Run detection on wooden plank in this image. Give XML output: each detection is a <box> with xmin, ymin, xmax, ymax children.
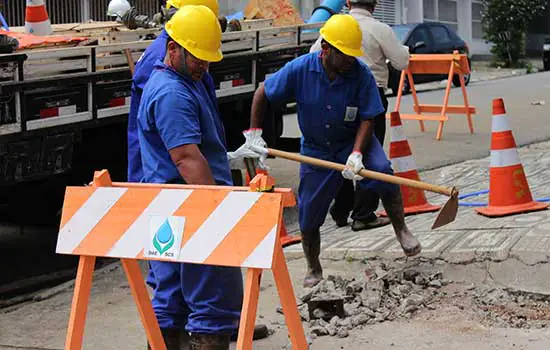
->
<box><xmin>96</xmin><ymin>52</ymin><xmax>143</xmax><ymax>68</ymax></box>
<box><xmin>25</xmin><ymin>47</ymin><xmax>91</xmax><ymax>60</ymax></box>
<box><xmin>24</xmin><ymin>60</ymin><xmax>89</xmax><ymax>78</ymax></box>
<box><xmin>96</xmin><ymin>41</ymin><xmax>150</xmax><ymax>53</ymax></box>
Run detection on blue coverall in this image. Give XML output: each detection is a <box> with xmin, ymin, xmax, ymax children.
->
<box><xmin>128</xmin><ymin>29</ymin><xmax>220</xmax><ymax>182</ymax></box>
<box><xmin>137</xmin><ymin>60</ymin><xmax>243</xmax><ymax>333</ymax></box>
<box><xmin>263</xmin><ymin>52</ymin><xmax>399</xmax><ymax>234</ymax></box>
<box><xmin>127</xmin><ymin>29</ymin><xmax>224</xmax><ymax>310</ymax></box>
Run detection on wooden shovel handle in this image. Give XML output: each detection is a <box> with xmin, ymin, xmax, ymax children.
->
<box><xmin>267</xmin><ymin>148</ymin><xmax>458</xmax><ymax>197</ymax></box>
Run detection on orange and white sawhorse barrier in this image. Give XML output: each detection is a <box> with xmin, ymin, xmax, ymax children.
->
<box><xmin>389</xmin><ymin>51</ymin><xmax>476</xmax><ymax>140</ymax></box>
<box><xmin>56</xmin><ymin>169</ymin><xmax>308</xmax><ymax>350</ymax></box>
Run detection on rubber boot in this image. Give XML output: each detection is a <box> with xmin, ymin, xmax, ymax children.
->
<box><xmin>189</xmin><ymin>333</ymin><xmax>230</xmax><ymax>350</ymax></box>
<box><xmin>380</xmin><ymin>191</ymin><xmax>421</xmax><ymax>256</ymax></box>
<box><xmin>147</xmin><ymin>328</ymin><xmax>189</xmax><ymax>350</ymax></box>
<box><xmin>301</xmin><ymin>229</ymin><xmax>323</xmax><ymax>288</ymax></box>
<box><xmin>230</xmin><ymin>324</ymin><xmax>271</xmax><ymax>341</ymax></box>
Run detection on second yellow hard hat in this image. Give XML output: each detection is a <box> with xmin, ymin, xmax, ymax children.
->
<box><xmin>320</xmin><ymin>14</ymin><xmax>364</xmax><ymax>57</ymax></box>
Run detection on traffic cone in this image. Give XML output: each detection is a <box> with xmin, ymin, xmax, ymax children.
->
<box><xmin>476</xmin><ymin>98</ymin><xmax>548</xmax><ymax>217</ymax></box>
<box><xmin>25</xmin><ymin>0</ymin><xmax>53</xmax><ymax>36</ymax></box>
<box><xmin>380</xmin><ymin>111</ymin><xmax>441</xmax><ymax>216</ymax></box>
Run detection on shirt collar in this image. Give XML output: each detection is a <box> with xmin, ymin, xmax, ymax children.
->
<box><xmin>308</xmin><ymin>52</ymin><xmax>324</xmax><ymax>72</ymax></box>
<box><xmin>349</xmin><ymin>8</ymin><xmax>373</xmax><ymax>18</ymax></box>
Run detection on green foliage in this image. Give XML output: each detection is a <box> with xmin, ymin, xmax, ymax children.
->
<box><xmin>481</xmin><ymin>0</ymin><xmax>547</xmax><ymax>67</ymax></box>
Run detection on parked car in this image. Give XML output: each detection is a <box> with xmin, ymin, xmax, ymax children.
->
<box><xmin>387</xmin><ymin>22</ymin><xmax>472</xmax><ymax>96</ymax></box>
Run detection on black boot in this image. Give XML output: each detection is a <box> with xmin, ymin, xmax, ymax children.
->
<box><xmin>380</xmin><ymin>191</ymin><xmax>421</xmax><ymax>256</ymax></box>
<box><xmin>301</xmin><ymin>229</ymin><xmax>323</xmax><ymax>288</ymax></box>
<box><xmin>230</xmin><ymin>324</ymin><xmax>271</xmax><ymax>341</ymax></box>
<box><xmin>189</xmin><ymin>333</ymin><xmax>230</xmax><ymax>350</ymax></box>
<box><xmin>147</xmin><ymin>328</ymin><xmax>189</xmax><ymax>350</ymax></box>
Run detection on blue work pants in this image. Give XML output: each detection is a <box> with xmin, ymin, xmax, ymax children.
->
<box><xmin>147</xmin><ymin>261</ymin><xmax>243</xmax><ymax>334</ymax></box>
<box><xmin>298</xmin><ymin>137</ymin><xmax>398</xmax><ymax>233</ymax></box>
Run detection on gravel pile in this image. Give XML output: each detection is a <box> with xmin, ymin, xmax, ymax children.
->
<box><xmin>295</xmin><ymin>261</ymin><xmax>451</xmax><ymax>338</ymax></box>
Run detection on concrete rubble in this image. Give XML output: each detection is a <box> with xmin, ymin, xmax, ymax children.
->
<box><xmin>295</xmin><ymin>261</ymin><xmax>450</xmax><ymax>339</ymax></box>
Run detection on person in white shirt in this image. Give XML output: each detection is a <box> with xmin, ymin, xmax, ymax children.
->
<box><xmin>310</xmin><ymin>0</ymin><xmax>410</xmax><ymax>231</ymax></box>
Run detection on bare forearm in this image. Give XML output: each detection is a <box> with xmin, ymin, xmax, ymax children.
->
<box><xmin>170</xmin><ymin>144</ymin><xmax>216</xmax><ymax>185</ymax></box>
<box><xmin>176</xmin><ymin>156</ymin><xmax>216</xmax><ymax>185</ymax></box>
<box><xmin>354</xmin><ymin>120</ymin><xmax>373</xmax><ymax>153</ymax></box>
<box><xmin>250</xmin><ymin>85</ymin><xmax>268</xmax><ymax>129</ymax></box>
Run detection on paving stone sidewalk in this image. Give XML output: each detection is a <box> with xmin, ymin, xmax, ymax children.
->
<box><xmin>284</xmin><ymin>141</ymin><xmax>550</xmax><ymax>265</ymax></box>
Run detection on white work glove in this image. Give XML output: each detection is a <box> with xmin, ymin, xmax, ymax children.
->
<box><xmin>227</xmin><ymin>128</ymin><xmax>268</xmax><ymax>170</ymax></box>
<box><xmin>341</xmin><ymin>151</ymin><xmax>364</xmax><ymax>188</ymax></box>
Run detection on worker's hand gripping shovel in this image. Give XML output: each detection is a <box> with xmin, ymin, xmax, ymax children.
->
<box><xmin>256</xmin><ymin>147</ymin><xmax>459</xmax><ymax>229</ymax></box>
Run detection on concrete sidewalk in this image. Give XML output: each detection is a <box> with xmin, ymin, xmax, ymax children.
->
<box><xmin>284</xmin><ymin>140</ymin><xmax>550</xmax><ymax>290</ymax></box>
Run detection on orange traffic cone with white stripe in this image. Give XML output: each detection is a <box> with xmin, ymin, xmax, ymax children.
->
<box><xmin>25</xmin><ymin>0</ymin><xmax>53</xmax><ymax>36</ymax></box>
<box><xmin>476</xmin><ymin>98</ymin><xmax>548</xmax><ymax>217</ymax></box>
<box><xmin>380</xmin><ymin>111</ymin><xmax>441</xmax><ymax>217</ymax></box>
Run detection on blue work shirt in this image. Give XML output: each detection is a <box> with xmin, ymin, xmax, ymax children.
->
<box><xmin>128</xmin><ymin>29</ymin><xmax>220</xmax><ymax>182</ymax></box>
<box><xmin>263</xmin><ymin>52</ymin><xmax>384</xmax><ymax>158</ymax></box>
<box><xmin>137</xmin><ymin>61</ymin><xmax>232</xmax><ymax>186</ymax></box>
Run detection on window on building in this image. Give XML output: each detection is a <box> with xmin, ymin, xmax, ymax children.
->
<box><xmin>372</xmin><ymin>0</ymin><xmax>397</xmax><ymax>25</ymax></box>
<box><xmin>423</xmin><ymin>0</ymin><xmax>437</xmax><ymax>21</ymax></box>
<box><xmin>472</xmin><ymin>1</ymin><xmax>484</xmax><ymax>39</ymax></box>
<box><xmin>423</xmin><ymin>0</ymin><xmax>458</xmax><ymax>32</ymax></box>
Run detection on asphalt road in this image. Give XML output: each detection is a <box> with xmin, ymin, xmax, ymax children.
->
<box><xmin>281</xmin><ymin>71</ymin><xmax>550</xmax><ymax>171</ymax></box>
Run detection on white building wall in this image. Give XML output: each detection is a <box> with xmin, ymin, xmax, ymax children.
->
<box><xmin>397</xmin><ymin>0</ymin><xmax>491</xmax><ymax>55</ymax></box>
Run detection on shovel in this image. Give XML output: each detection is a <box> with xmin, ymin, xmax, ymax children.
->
<box><xmin>264</xmin><ymin>148</ymin><xmax>459</xmax><ymax>229</ymax></box>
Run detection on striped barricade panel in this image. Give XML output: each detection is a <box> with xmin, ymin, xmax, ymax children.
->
<box><xmin>56</xmin><ymin>187</ymin><xmax>282</xmax><ymax>269</ymax></box>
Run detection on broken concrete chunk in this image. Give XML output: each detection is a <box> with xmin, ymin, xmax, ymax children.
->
<box><xmin>351</xmin><ymin>313</ymin><xmax>370</xmax><ymax>327</ymax></box>
<box><xmin>403</xmin><ymin>269</ymin><xmax>420</xmax><ymax>282</ymax></box>
<box><xmin>309</xmin><ymin>326</ymin><xmax>329</xmax><ymax>337</ymax></box>
<box><xmin>337</xmin><ymin>328</ymin><xmax>350</xmax><ymax>338</ymax></box>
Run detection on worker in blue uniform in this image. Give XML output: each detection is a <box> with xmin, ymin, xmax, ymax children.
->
<box><xmin>137</xmin><ymin>5</ymin><xmax>259</xmax><ymax>349</ymax></box>
<box><xmin>239</xmin><ymin>14</ymin><xmax>422</xmax><ymax>288</ymax></box>
<box><xmin>127</xmin><ymin>0</ymin><xmax>221</xmax><ymax>184</ymax></box>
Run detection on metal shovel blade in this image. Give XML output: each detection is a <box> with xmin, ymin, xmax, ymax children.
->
<box><xmin>431</xmin><ymin>191</ymin><xmax>459</xmax><ymax>229</ymax></box>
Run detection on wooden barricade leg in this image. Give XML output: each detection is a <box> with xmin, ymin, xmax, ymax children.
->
<box><xmin>121</xmin><ymin>259</ymin><xmax>166</xmax><ymax>350</ymax></box>
<box><xmin>65</xmin><ymin>256</ymin><xmax>96</xmax><ymax>350</ymax></box>
<box><xmin>394</xmin><ymin>70</ymin><xmax>406</xmax><ymax>111</ymax></box>
<box><xmin>272</xmin><ymin>244</ymin><xmax>308</xmax><ymax>349</ymax></box>
<box><xmin>436</xmin><ymin>62</ymin><xmax>456</xmax><ymax>140</ymax></box>
<box><xmin>407</xmin><ymin>70</ymin><xmax>425</xmax><ymax>132</ymax></box>
<box><xmin>459</xmin><ymin>72</ymin><xmax>475</xmax><ymax>134</ymax></box>
<box><xmin>236</xmin><ymin>268</ymin><xmax>263</xmax><ymax>350</ymax></box>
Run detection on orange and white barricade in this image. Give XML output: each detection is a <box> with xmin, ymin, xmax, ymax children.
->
<box><xmin>56</xmin><ymin>170</ymin><xmax>307</xmax><ymax>350</ymax></box>
<box><xmin>390</xmin><ymin>51</ymin><xmax>476</xmax><ymax>140</ymax></box>
<box><xmin>25</xmin><ymin>0</ymin><xmax>53</xmax><ymax>36</ymax></box>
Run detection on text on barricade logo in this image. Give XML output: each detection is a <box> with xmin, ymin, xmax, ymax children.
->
<box><xmin>146</xmin><ymin>215</ymin><xmax>185</xmax><ymax>260</ymax></box>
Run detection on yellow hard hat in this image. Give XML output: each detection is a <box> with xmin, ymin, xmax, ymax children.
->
<box><xmin>319</xmin><ymin>14</ymin><xmax>363</xmax><ymax>57</ymax></box>
<box><xmin>166</xmin><ymin>0</ymin><xmax>219</xmax><ymax>16</ymax></box>
<box><xmin>165</xmin><ymin>5</ymin><xmax>223</xmax><ymax>62</ymax></box>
